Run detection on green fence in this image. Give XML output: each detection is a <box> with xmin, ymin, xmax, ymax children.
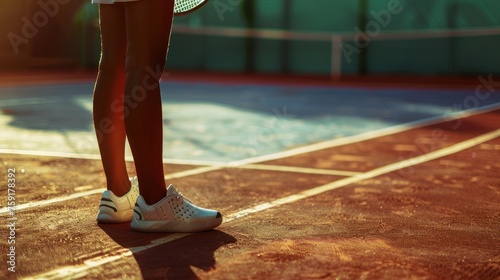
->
<box><xmin>76</xmin><ymin>0</ymin><xmax>500</xmax><ymax>75</ymax></box>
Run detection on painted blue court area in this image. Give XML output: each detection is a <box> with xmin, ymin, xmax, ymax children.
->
<box><xmin>0</xmin><ymin>80</ymin><xmax>498</xmax><ymax>163</ymax></box>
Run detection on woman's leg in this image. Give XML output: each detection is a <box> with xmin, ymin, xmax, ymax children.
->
<box><xmin>93</xmin><ymin>3</ymin><xmax>130</xmax><ymax>196</ymax></box>
<box><xmin>123</xmin><ymin>0</ymin><xmax>175</xmax><ymax>204</ymax></box>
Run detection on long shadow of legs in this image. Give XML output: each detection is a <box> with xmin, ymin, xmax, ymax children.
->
<box><xmin>99</xmin><ymin>224</ymin><xmax>236</xmax><ymax>279</ymax></box>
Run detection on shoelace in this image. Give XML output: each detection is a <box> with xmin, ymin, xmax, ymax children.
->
<box><xmin>174</xmin><ymin>190</ymin><xmax>193</xmax><ymax>204</ymax></box>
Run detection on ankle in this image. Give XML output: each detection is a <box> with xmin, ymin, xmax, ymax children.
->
<box><xmin>107</xmin><ymin>177</ymin><xmax>132</xmax><ymax>197</ymax></box>
<box><xmin>142</xmin><ymin>190</ymin><xmax>167</xmax><ymax>205</ymax></box>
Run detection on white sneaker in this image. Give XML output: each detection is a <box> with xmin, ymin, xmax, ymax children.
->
<box><xmin>96</xmin><ymin>177</ymin><xmax>140</xmax><ymax>223</ymax></box>
<box><xmin>131</xmin><ymin>184</ymin><xmax>222</xmax><ymax>233</ymax></box>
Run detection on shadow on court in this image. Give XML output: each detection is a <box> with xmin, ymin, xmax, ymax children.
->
<box><xmin>1</xmin><ymin>98</ymin><xmax>92</xmax><ymax>131</ymax></box>
<box><xmin>1</xmin><ymin>73</ymin><xmax>499</xmax><ymax>279</ymax></box>
<box><xmin>98</xmin><ymin>224</ymin><xmax>236</xmax><ymax>279</ymax></box>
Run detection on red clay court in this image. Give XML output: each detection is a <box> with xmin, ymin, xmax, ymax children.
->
<box><xmin>0</xmin><ymin>71</ymin><xmax>499</xmax><ymax>279</ymax></box>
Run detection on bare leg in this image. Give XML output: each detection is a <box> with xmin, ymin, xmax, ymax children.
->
<box><xmin>93</xmin><ymin>3</ymin><xmax>130</xmax><ymax>196</ymax></box>
<box><xmin>124</xmin><ymin>0</ymin><xmax>174</xmax><ymax>204</ymax></box>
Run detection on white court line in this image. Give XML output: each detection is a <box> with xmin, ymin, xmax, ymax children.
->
<box><xmin>0</xmin><ymin>149</ymin><xmax>227</xmax><ymax>167</ymax></box>
<box><xmin>27</xmin><ymin>128</ymin><xmax>500</xmax><ymax>280</ymax></box>
<box><xmin>228</xmin><ymin>103</ymin><xmax>500</xmax><ymax>166</ymax></box>
<box><xmin>0</xmin><ymin>164</ymin><xmax>355</xmax><ymax>214</ymax></box>
<box><xmin>225</xmin><ymin>129</ymin><xmax>500</xmax><ymax>222</ymax></box>
<box><xmin>2</xmin><ymin>103</ymin><xmax>498</xmax><ymax>167</ymax></box>
<box><xmin>238</xmin><ymin>164</ymin><xmax>362</xmax><ymax>176</ymax></box>
<box><xmin>0</xmin><ymin>166</ymin><xmax>221</xmax><ymax>214</ymax></box>
<box><xmin>1</xmin><ymin>104</ymin><xmax>498</xmax><ymax>214</ymax></box>
<box><xmin>163</xmin><ymin>165</ymin><xmax>223</xmax><ymax>179</ymax></box>
<box><xmin>0</xmin><ymin>188</ymin><xmax>105</xmax><ymax>214</ymax></box>
<box><xmin>25</xmin><ymin>234</ymin><xmax>190</xmax><ymax>280</ymax></box>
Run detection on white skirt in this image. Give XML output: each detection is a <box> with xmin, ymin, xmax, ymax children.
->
<box><xmin>92</xmin><ymin>0</ymin><xmax>139</xmax><ymax>4</ymax></box>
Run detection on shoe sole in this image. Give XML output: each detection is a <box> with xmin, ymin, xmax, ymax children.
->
<box><xmin>130</xmin><ymin>217</ymin><xmax>223</xmax><ymax>233</ymax></box>
<box><xmin>96</xmin><ymin>209</ymin><xmax>134</xmax><ymax>223</ymax></box>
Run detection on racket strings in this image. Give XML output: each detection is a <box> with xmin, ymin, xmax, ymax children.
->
<box><xmin>174</xmin><ymin>0</ymin><xmax>204</xmax><ymax>14</ymax></box>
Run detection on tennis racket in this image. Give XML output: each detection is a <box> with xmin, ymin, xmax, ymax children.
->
<box><xmin>174</xmin><ymin>0</ymin><xmax>209</xmax><ymax>16</ymax></box>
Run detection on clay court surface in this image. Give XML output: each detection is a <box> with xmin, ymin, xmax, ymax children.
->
<box><xmin>0</xmin><ymin>72</ymin><xmax>499</xmax><ymax>279</ymax></box>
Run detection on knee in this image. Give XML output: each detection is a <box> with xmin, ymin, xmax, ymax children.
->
<box><xmin>125</xmin><ymin>60</ymin><xmax>165</xmax><ymax>90</ymax></box>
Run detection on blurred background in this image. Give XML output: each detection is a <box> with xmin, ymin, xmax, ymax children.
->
<box><xmin>1</xmin><ymin>0</ymin><xmax>499</xmax><ymax>77</ymax></box>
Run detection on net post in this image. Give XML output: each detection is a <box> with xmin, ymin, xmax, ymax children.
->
<box><xmin>331</xmin><ymin>36</ymin><xmax>342</xmax><ymax>81</ymax></box>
